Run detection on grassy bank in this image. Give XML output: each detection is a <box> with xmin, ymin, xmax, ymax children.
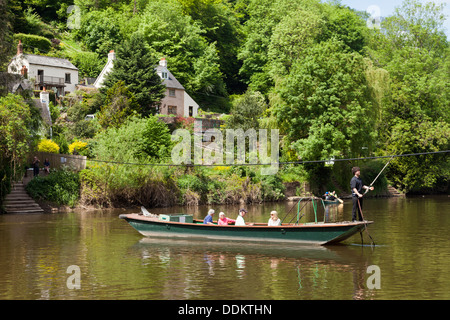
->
<box><xmin>24</xmin><ymin>159</ymin><xmax>393</xmax><ymax>211</ymax></box>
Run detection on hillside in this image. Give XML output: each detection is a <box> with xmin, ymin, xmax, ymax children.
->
<box><xmin>0</xmin><ymin>0</ymin><xmax>449</xmax><ymax>209</ymax></box>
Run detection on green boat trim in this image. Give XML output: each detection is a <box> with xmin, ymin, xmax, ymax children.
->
<box><xmin>119</xmin><ymin>213</ymin><xmax>372</xmax><ymax>246</ymax></box>
<box><xmin>322</xmin><ymin>199</ymin><xmax>341</xmax><ymax>205</ymax></box>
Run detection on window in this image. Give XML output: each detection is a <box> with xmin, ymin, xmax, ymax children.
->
<box><xmin>169</xmin><ymin>89</ymin><xmax>175</xmax><ymax>97</ymax></box>
<box><xmin>162</xmin><ymin>72</ymin><xmax>168</xmax><ymax>79</ymax></box>
<box><xmin>189</xmin><ymin>106</ymin><xmax>193</xmax><ymax>117</ymax></box>
<box><xmin>168</xmin><ymin>105</ymin><xmax>177</xmax><ymax>115</ymax></box>
<box><xmin>65</xmin><ymin>73</ymin><xmax>71</xmax><ymax>84</ymax></box>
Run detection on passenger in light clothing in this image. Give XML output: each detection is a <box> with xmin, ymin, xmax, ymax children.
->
<box><xmin>235</xmin><ymin>208</ymin><xmax>248</xmax><ymax>226</ymax></box>
<box><xmin>268</xmin><ymin>211</ymin><xmax>281</xmax><ymax>226</ymax></box>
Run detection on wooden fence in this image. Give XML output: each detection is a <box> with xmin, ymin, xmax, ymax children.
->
<box><xmin>28</xmin><ymin>152</ymin><xmax>87</xmax><ymax>171</ymax></box>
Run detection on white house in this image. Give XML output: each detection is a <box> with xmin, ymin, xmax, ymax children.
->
<box><xmin>155</xmin><ymin>58</ymin><xmax>199</xmax><ymax>117</ymax></box>
<box><xmin>7</xmin><ymin>40</ymin><xmax>78</xmax><ymax>96</ymax></box>
<box><xmin>93</xmin><ymin>50</ymin><xmax>115</xmax><ymax>89</ymax></box>
<box><xmin>95</xmin><ymin>53</ymin><xmax>199</xmax><ymax>117</ymax></box>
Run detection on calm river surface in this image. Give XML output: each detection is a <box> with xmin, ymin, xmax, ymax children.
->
<box><xmin>0</xmin><ymin>196</ymin><xmax>449</xmax><ymax>300</ymax></box>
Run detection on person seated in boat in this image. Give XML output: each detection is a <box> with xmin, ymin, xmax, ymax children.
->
<box><xmin>203</xmin><ymin>209</ymin><xmax>215</xmax><ymax>224</ymax></box>
<box><xmin>323</xmin><ymin>191</ymin><xmax>336</xmax><ymax>201</ymax></box>
<box><xmin>235</xmin><ymin>208</ymin><xmax>248</xmax><ymax>226</ymax></box>
<box><xmin>268</xmin><ymin>211</ymin><xmax>281</xmax><ymax>226</ymax></box>
<box><xmin>217</xmin><ymin>212</ymin><xmax>235</xmax><ymax>226</ymax></box>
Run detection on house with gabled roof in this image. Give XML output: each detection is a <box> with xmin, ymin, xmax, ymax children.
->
<box><xmin>94</xmin><ymin>53</ymin><xmax>199</xmax><ymax>117</ymax></box>
<box><xmin>7</xmin><ymin>40</ymin><xmax>78</xmax><ymax>96</ymax></box>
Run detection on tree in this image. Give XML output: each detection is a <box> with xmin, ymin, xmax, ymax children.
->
<box><xmin>272</xmin><ymin>38</ymin><xmax>376</xmax><ymax>161</ymax></box>
<box><xmin>98</xmin><ymin>81</ymin><xmax>139</xmax><ymax>129</ymax></box>
<box><xmin>0</xmin><ymin>94</ymin><xmax>34</xmax><ymax>196</ymax></box>
<box><xmin>178</xmin><ymin>0</ymin><xmax>245</xmax><ymax>93</ymax></box>
<box><xmin>93</xmin><ymin>116</ymin><xmax>173</xmax><ymax>163</ymax></box>
<box><xmin>367</xmin><ymin>0</ymin><xmax>450</xmax><ymax>192</ymax></box>
<box><xmin>385</xmin><ymin>120</ymin><xmax>449</xmax><ymax>192</ymax></box>
<box><xmin>75</xmin><ymin>8</ymin><xmax>125</xmax><ymax>56</ymax></box>
<box><xmin>101</xmin><ymin>32</ymin><xmax>166</xmax><ymax>117</ymax></box>
<box><xmin>138</xmin><ymin>0</ymin><xmax>225</xmax><ymax>96</ymax></box>
<box><xmin>225</xmin><ymin>90</ymin><xmax>267</xmax><ymax>131</ymax></box>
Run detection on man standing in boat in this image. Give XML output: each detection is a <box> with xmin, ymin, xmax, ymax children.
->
<box><xmin>350</xmin><ymin>167</ymin><xmax>374</xmax><ymax>222</ymax></box>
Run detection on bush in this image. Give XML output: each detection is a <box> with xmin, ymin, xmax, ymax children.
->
<box><xmin>69</xmin><ymin>140</ymin><xmax>88</xmax><ymax>154</ymax></box>
<box><xmin>26</xmin><ymin>169</ymin><xmax>80</xmax><ymax>207</ymax></box>
<box><xmin>13</xmin><ymin>33</ymin><xmax>52</xmax><ymax>53</ymax></box>
<box><xmin>37</xmin><ymin>139</ymin><xmax>60</xmax><ymax>153</ymax></box>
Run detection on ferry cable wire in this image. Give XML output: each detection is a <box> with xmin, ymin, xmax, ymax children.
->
<box><xmin>55</xmin><ymin>149</ymin><xmax>450</xmax><ymax>167</ymax></box>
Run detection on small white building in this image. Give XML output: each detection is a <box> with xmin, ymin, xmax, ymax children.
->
<box><xmin>93</xmin><ymin>50</ymin><xmax>115</xmax><ymax>89</ymax></box>
<box><xmin>95</xmin><ymin>52</ymin><xmax>199</xmax><ymax>117</ymax></box>
<box><xmin>155</xmin><ymin>58</ymin><xmax>199</xmax><ymax>117</ymax></box>
<box><xmin>7</xmin><ymin>41</ymin><xmax>78</xmax><ymax>96</ymax></box>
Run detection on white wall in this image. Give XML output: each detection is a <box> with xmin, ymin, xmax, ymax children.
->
<box><xmin>8</xmin><ymin>56</ymin><xmax>78</xmax><ymax>95</ymax></box>
<box><xmin>184</xmin><ymin>91</ymin><xmax>199</xmax><ymax>117</ymax></box>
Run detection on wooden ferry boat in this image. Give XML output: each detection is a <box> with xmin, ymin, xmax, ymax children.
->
<box><xmin>119</xmin><ymin>207</ymin><xmax>371</xmax><ymax>246</ymax></box>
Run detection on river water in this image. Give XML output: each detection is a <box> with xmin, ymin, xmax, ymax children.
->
<box><xmin>0</xmin><ymin>196</ymin><xmax>449</xmax><ymax>300</ymax></box>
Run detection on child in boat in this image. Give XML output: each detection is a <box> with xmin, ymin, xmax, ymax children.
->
<box><xmin>268</xmin><ymin>211</ymin><xmax>281</xmax><ymax>226</ymax></box>
<box><xmin>217</xmin><ymin>212</ymin><xmax>235</xmax><ymax>225</ymax></box>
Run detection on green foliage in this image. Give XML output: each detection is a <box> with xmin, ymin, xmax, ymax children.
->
<box><xmin>101</xmin><ymin>33</ymin><xmax>166</xmax><ymax>116</ymax></box>
<box><xmin>273</xmin><ymin>38</ymin><xmax>376</xmax><ymax>161</ymax></box>
<box><xmin>68</xmin><ymin>51</ymin><xmax>105</xmax><ymax>78</ymax></box>
<box><xmin>26</xmin><ymin>168</ymin><xmax>80</xmax><ymax>207</ymax></box>
<box><xmin>319</xmin><ymin>4</ymin><xmax>366</xmax><ymax>53</ymax></box>
<box><xmin>0</xmin><ymin>94</ymin><xmax>34</xmax><ymax>180</ymax></box>
<box><xmin>93</xmin><ymin>116</ymin><xmax>173</xmax><ymax>163</ymax></box>
<box><xmin>225</xmin><ymin>90</ymin><xmax>267</xmax><ymax>130</ymax></box>
<box><xmin>74</xmin><ymin>8</ymin><xmax>125</xmax><ymax>55</ymax></box>
<box><xmin>385</xmin><ymin>120</ymin><xmax>449</xmax><ymax>192</ymax></box>
<box><xmin>366</xmin><ymin>0</ymin><xmax>450</xmax><ymax>192</ymax></box>
<box><xmin>138</xmin><ymin>0</ymin><xmax>226</xmax><ymax>96</ymax></box>
<box><xmin>4</xmin><ymin>0</ymin><xmax>447</xmax><ymax>200</ymax></box>
<box><xmin>98</xmin><ymin>81</ymin><xmax>139</xmax><ymax>129</ymax></box>
<box><xmin>13</xmin><ymin>33</ymin><xmax>52</xmax><ymax>53</ymax></box>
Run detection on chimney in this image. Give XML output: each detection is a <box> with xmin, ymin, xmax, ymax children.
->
<box><xmin>17</xmin><ymin>40</ymin><xmax>23</xmax><ymax>55</ymax></box>
<box><xmin>108</xmin><ymin>50</ymin><xmax>116</xmax><ymax>61</ymax></box>
<box><xmin>159</xmin><ymin>57</ymin><xmax>167</xmax><ymax>67</ymax></box>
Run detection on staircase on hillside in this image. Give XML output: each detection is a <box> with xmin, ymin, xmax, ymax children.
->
<box><xmin>387</xmin><ymin>185</ymin><xmax>404</xmax><ymax>197</ymax></box>
<box><xmin>3</xmin><ymin>181</ymin><xmax>44</xmax><ymax>214</ymax></box>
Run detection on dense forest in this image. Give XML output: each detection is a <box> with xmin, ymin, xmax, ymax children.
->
<box><xmin>0</xmin><ymin>0</ymin><xmax>449</xmax><ymax>209</ymax></box>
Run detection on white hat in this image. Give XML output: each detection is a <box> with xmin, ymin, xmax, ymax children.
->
<box><xmin>208</xmin><ymin>209</ymin><xmax>215</xmax><ymax>215</ymax></box>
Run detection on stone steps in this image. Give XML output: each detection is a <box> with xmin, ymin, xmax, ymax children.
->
<box><xmin>387</xmin><ymin>185</ymin><xmax>404</xmax><ymax>197</ymax></box>
<box><xmin>3</xmin><ymin>182</ymin><xmax>44</xmax><ymax>214</ymax></box>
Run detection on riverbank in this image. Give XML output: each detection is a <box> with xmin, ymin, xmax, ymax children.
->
<box><xmin>15</xmin><ymin>161</ymin><xmax>410</xmax><ymax>214</ymax></box>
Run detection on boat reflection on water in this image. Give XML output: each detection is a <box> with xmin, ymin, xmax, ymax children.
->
<box><xmin>129</xmin><ymin>237</ymin><xmax>379</xmax><ymax>300</ymax></box>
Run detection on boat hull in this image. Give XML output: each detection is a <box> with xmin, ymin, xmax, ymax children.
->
<box><xmin>120</xmin><ymin>214</ymin><xmax>371</xmax><ymax>245</ymax></box>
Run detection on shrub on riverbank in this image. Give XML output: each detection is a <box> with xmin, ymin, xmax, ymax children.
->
<box><xmin>78</xmin><ymin>163</ymin><xmax>288</xmax><ymax>208</ymax></box>
<box><xmin>26</xmin><ymin>168</ymin><xmax>80</xmax><ymax>207</ymax></box>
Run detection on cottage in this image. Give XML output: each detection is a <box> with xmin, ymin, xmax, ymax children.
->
<box><xmin>95</xmin><ymin>52</ymin><xmax>199</xmax><ymax>117</ymax></box>
<box><xmin>155</xmin><ymin>58</ymin><xmax>199</xmax><ymax>117</ymax></box>
<box><xmin>7</xmin><ymin>41</ymin><xmax>78</xmax><ymax>96</ymax></box>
